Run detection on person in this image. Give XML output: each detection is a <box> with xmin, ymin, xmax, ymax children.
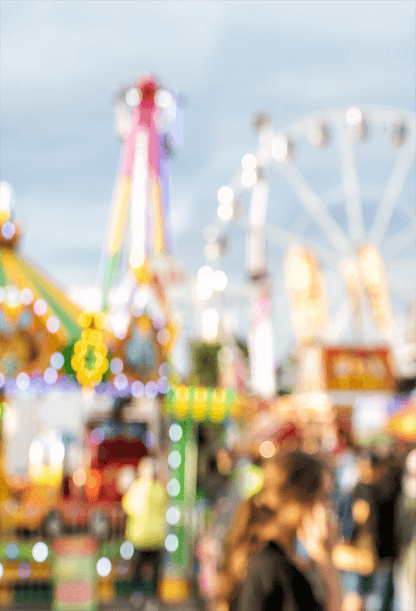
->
<box><xmin>122</xmin><ymin>457</ymin><xmax>167</xmax><ymax>601</ymax></box>
<box><xmin>341</xmin><ymin>451</ymin><xmax>402</xmax><ymax>611</ymax></box>
<box><xmin>215</xmin><ymin>450</ymin><xmax>342</xmax><ymax>611</ymax></box>
<box><xmin>395</xmin><ymin>449</ymin><xmax>416</xmax><ymax>611</ymax></box>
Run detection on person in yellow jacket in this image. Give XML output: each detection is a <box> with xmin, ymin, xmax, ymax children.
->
<box><xmin>122</xmin><ymin>457</ymin><xmax>167</xmax><ymax>599</ymax></box>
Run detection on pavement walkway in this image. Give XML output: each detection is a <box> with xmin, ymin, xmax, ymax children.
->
<box><xmin>8</xmin><ymin>600</ymin><xmax>200</xmax><ymax>611</ymax></box>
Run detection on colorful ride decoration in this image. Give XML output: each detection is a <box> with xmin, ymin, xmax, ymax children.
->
<box><xmin>0</xmin><ymin>184</ymin><xmax>82</xmax><ymax>388</ymax></box>
<box><xmin>71</xmin><ymin>313</ymin><xmax>109</xmax><ymax>389</ymax></box>
<box><xmin>107</xmin><ymin>311</ymin><xmax>177</xmax><ymax>391</ymax></box>
<box><xmin>97</xmin><ymin>73</ymin><xmax>182</xmax><ymax>403</ymax></box>
<box><xmin>102</xmin><ymin>73</ymin><xmax>181</xmax><ymax>310</ymax></box>
<box><xmin>163</xmin><ymin>386</ymin><xmax>242</xmax><ymax>597</ymax></box>
<box><xmin>165</xmin><ymin>385</ymin><xmax>242</xmax><ymax>422</ymax></box>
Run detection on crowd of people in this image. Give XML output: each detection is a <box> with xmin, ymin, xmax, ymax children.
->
<box><xmin>112</xmin><ymin>396</ymin><xmax>416</xmax><ymax>611</ymax></box>
<box><xmin>199</xmin><ymin>441</ymin><xmax>416</xmax><ymax>611</ymax></box>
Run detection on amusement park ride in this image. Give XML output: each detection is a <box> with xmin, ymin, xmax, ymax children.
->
<box><xmin>198</xmin><ymin>106</ymin><xmax>416</xmax><ymax>395</ymax></box>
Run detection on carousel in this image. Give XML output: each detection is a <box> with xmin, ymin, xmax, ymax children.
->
<box><xmin>0</xmin><ymin>183</ymin><xmax>82</xmax><ymax>391</ymax></box>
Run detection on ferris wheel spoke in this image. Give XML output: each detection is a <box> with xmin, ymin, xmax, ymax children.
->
<box><xmin>278</xmin><ymin>163</ymin><xmax>351</xmax><ymax>254</ymax></box>
<box><xmin>265</xmin><ymin>223</ymin><xmax>335</xmax><ymax>265</ymax></box>
<box><xmin>368</xmin><ymin>140</ymin><xmax>415</xmax><ymax>245</ymax></box>
<box><xmin>383</xmin><ymin>223</ymin><xmax>416</xmax><ymax>258</ymax></box>
<box><xmin>336</xmin><ymin>124</ymin><xmax>365</xmax><ymax>242</ymax></box>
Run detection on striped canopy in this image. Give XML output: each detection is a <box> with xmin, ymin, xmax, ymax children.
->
<box><xmin>0</xmin><ymin>247</ymin><xmax>82</xmax><ymax>377</ymax></box>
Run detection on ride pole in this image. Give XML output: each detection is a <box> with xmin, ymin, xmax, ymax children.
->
<box><xmin>247</xmin><ymin>114</ymin><xmax>276</xmax><ymax>398</ymax></box>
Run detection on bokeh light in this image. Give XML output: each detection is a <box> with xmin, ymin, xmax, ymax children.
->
<box><xmin>217</xmin><ymin>201</ymin><xmax>233</xmax><ymax>221</ymax></box>
<box><xmin>96</xmin><ymin>557</ymin><xmax>112</xmax><ymax>577</ymax></box>
<box><xmin>46</xmin><ymin>316</ymin><xmax>60</xmax><ymax>333</ymax></box>
<box><xmin>213</xmin><ymin>270</ymin><xmax>228</xmax><ymax>292</ymax></box>
<box><xmin>73</xmin><ymin>469</ymin><xmax>87</xmax><ymax>486</ymax></box>
<box><xmin>32</xmin><ymin>542</ymin><xmax>48</xmax><ymax>563</ymax></box>
<box><xmin>114</xmin><ymin>373</ymin><xmax>128</xmax><ymax>391</ymax></box>
<box><xmin>217</xmin><ymin>186</ymin><xmax>234</xmax><ymax>205</ymax></box>
<box><xmin>20</xmin><ymin>288</ymin><xmax>34</xmax><ymax>305</ymax></box>
<box><xmin>145</xmin><ymin>381</ymin><xmax>158</xmax><ymax>398</ymax></box>
<box><xmin>169</xmin><ymin>424</ymin><xmax>182</xmax><ymax>442</ymax></box>
<box><xmin>131</xmin><ymin>381</ymin><xmax>144</xmax><ymax>397</ymax></box>
<box><xmin>50</xmin><ymin>352</ymin><xmax>65</xmax><ymax>369</ymax></box>
<box><xmin>157</xmin><ymin>377</ymin><xmax>170</xmax><ymax>394</ymax></box>
<box><xmin>1</xmin><ymin>222</ymin><xmax>16</xmax><ymax>240</ymax></box>
<box><xmin>18</xmin><ymin>563</ymin><xmax>31</xmax><ymax>579</ymax></box>
<box><xmin>16</xmin><ymin>372</ymin><xmax>30</xmax><ymax>391</ymax></box>
<box><xmin>241</xmin><ymin>153</ymin><xmax>257</xmax><ymax>171</ymax></box>
<box><xmin>346</xmin><ymin>107</ymin><xmax>363</xmax><ymax>125</ymax></box>
<box><xmin>44</xmin><ymin>367</ymin><xmax>58</xmax><ymax>385</ymax></box>
<box><xmin>241</xmin><ymin>169</ymin><xmax>257</xmax><ymax>188</ymax></box>
<box><xmin>126</xmin><ymin>88</ymin><xmax>141</xmax><ymax>107</ymax></box>
<box><xmin>168</xmin><ymin>450</ymin><xmax>181</xmax><ymax>469</ymax></box>
<box><xmin>259</xmin><ymin>440</ymin><xmax>275</xmax><ymax>459</ymax></box>
<box><xmin>33</xmin><ymin>299</ymin><xmax>48</xmax><ymax>317</ymax></box>
<box><xmin>5</xmin><ymin>543</ymin><xmax>19</xmax><ymax>560</ymax></box>
<box><xmin>110</xmin><ymin>357</ymin><xmax>124</xmax><ymax>374</ymax></box>
<box><xmin>165</xmin><ymin>534</ymin><xmax>179</xmax><ymax>553</ymax></box>
<box><xmin>155</xmin><ymin>89</ymin><xmax>173</xmax><ymax>109</ymax></box>
<box><xmin>167</xmin><ymin>478</ymin><xmax>180</xmax><ymax>497</ymax></box>
<box><xmin>120</xmin><ymin>541</ymin><xmax>135</xmax><ymax>560</ymax></box>
<box><xmin>166</xmin><ymin>506</ymin><xmax>181</xmax><ymax>525</ymax></box>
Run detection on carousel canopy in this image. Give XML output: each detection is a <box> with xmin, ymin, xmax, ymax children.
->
<box><xmin>0</xmin><ymin>205</ymin><xmax>82</xmax><ymax>379</ymax></box>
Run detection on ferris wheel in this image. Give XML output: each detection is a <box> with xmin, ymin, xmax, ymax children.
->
<box><xmin>198</xmin><ymin>106</ymin><xmax>416</xmax><ymax>396</ymax></box>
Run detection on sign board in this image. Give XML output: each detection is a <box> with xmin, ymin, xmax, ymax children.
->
<box><xmin>52</xmin><ymin>536</ymin><xmax>98</xmax><ymax>611</ymax></box>
<box><xmin>324</xmin><ymin>347</ymin><xmax>396</xmax><ymax>391</ymax></box>
<box><xmin>297</xmin><ymin>345</ymin><xmax>396</xmax><ymax>393</ymax></box>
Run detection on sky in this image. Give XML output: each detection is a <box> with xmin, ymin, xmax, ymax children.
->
<box><xmin>1</xmin><ymin>0</ymin><xmax>415</xmax><ymax>362</ymax></box>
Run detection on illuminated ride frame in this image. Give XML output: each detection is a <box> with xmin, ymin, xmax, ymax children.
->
<box><xmin>161</xmin><ymin>386</ymin><xmax>242</xmax><ymax>604</ymax></box>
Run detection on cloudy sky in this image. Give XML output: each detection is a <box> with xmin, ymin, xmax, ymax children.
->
<box><xmin>1</xmin><ymin>0</ymin><xmax>415</xmax><ymax>359</ymax></box>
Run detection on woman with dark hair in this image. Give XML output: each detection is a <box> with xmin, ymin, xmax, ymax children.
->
<box><xmin>215</xmin><ymin>450</ymin><xmax>342</xmax><ymax>611</ymax></box>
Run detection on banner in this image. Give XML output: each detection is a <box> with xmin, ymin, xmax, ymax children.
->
<box><xmin>52</xmin><ymin>536</ymin><xmax>98</xmax><ymax>611</ymax></box>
